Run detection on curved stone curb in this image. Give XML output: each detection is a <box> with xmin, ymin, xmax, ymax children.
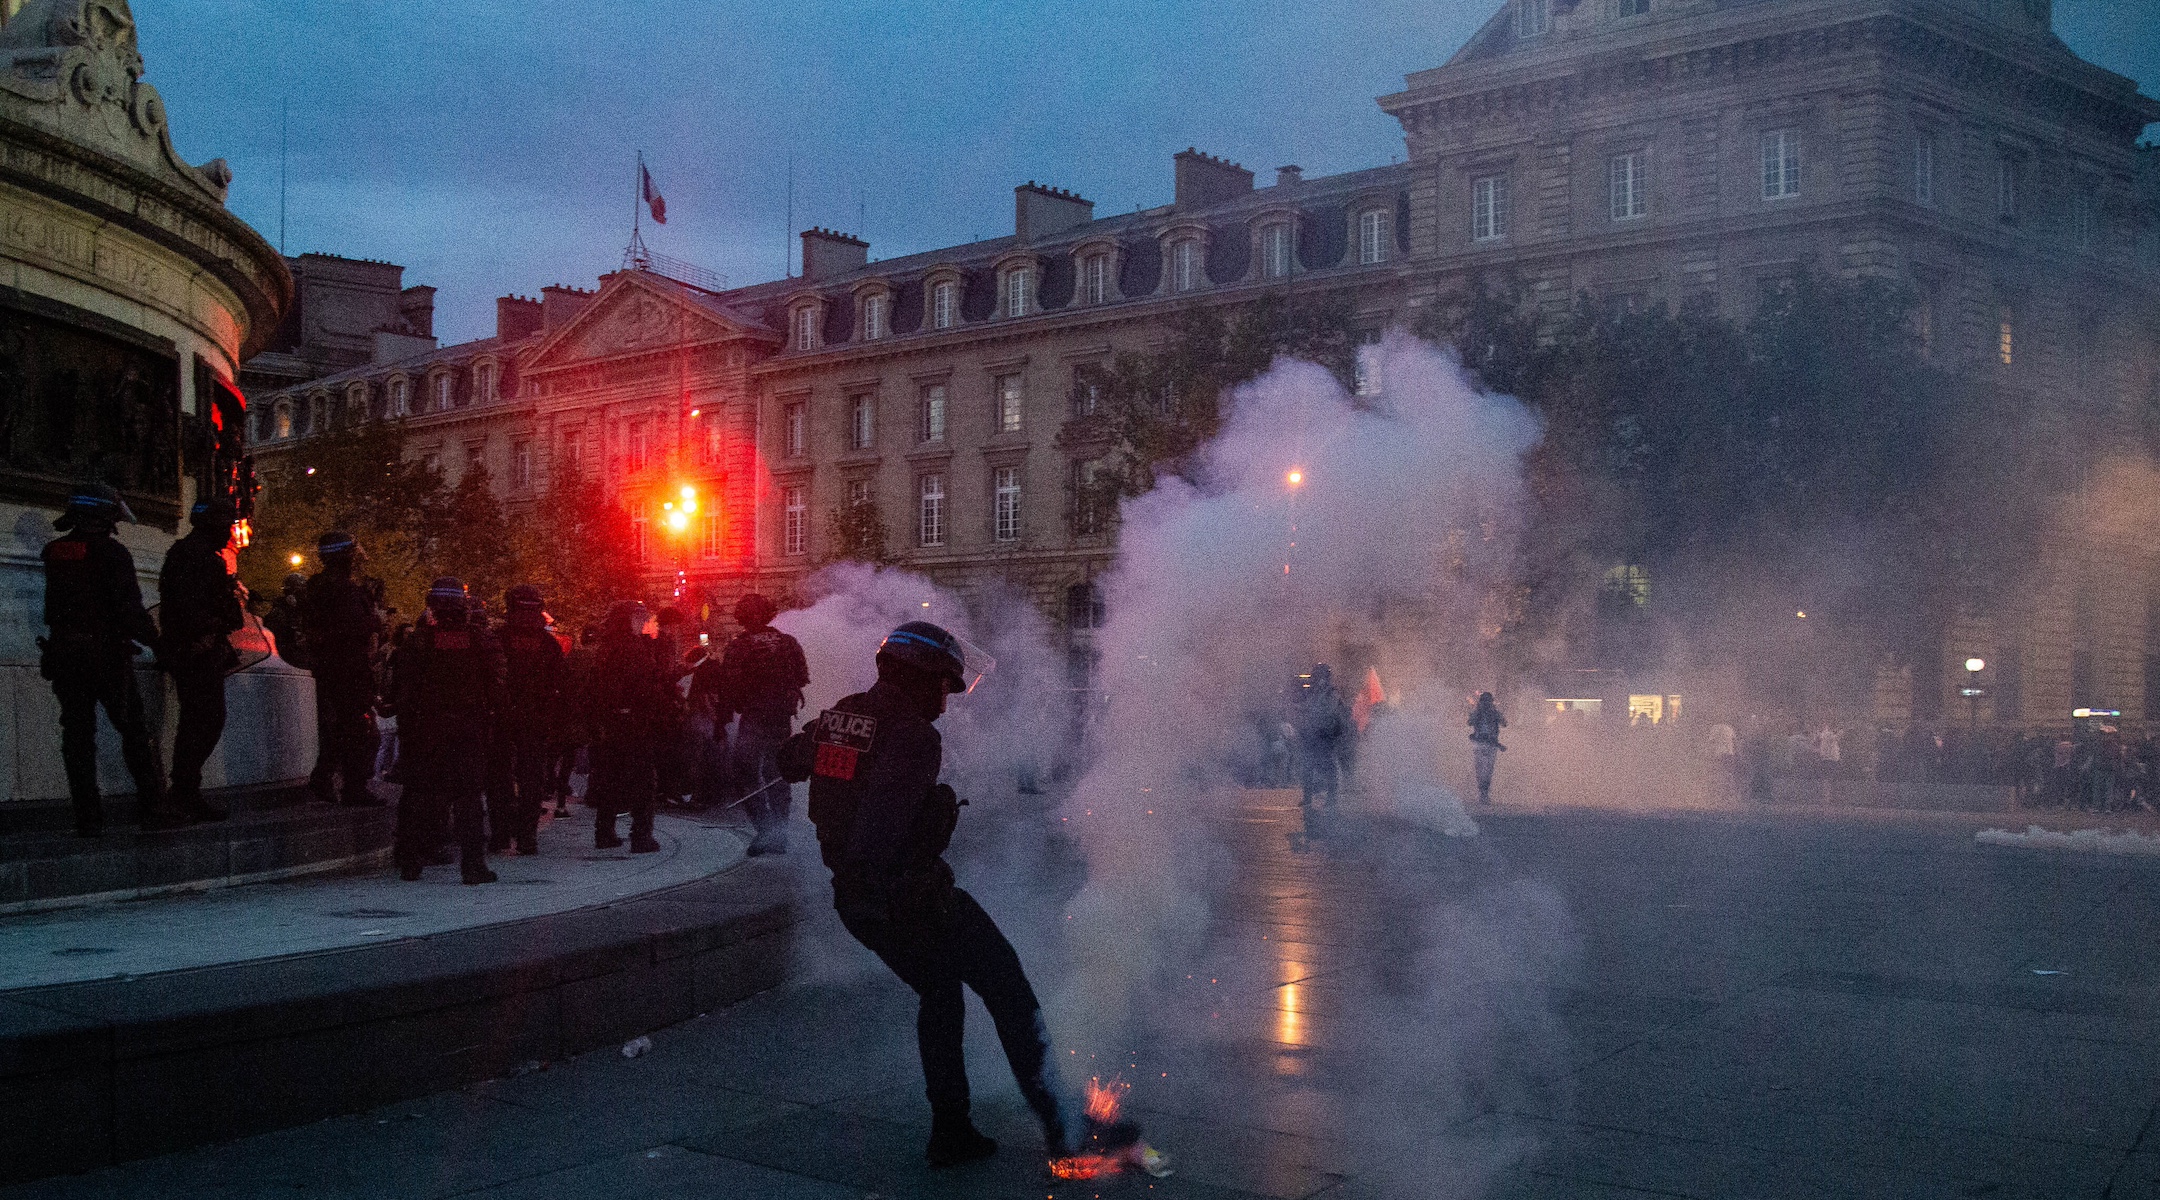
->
<box><xmin>0</xmin><ymin>859</ymin><xmax>804</xmax><ymax>1185</ymax></box>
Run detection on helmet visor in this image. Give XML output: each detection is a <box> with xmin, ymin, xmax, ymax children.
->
<box><xmin>952</xmin><ymin>632</ymin><xmax>995</xmax><ymax>696</ymax></box>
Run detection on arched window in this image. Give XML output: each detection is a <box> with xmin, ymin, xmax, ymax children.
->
<box><xmin>1358</xmin><ymin>208</ymin><xmax>1393</xmax><ymax>265</ymax></box>
<box><xmin>791</xmin><ymin>303</ymin><xmax>820</xmax><ymax>352</ymax></box>
<box><xmin>347</xmin><ymin>384</ymin><xmax>368</xmax><ymax>425</ymax></box>
<box><xmin>860</xmin><ymin>292</ymin><xmax>890</xmax><ymax>341</ymax></box>
<box><xmin>1080</xmin><ymin>251</ymin><xmax>1113</xmax><ymax>304</ymax></box>
<box><xmin>1170</xmin><ymin>238</ymin><xmax>1202</xmax><ymax>292</ymax></box>
<box><xmin>273</xmin><ymin>400</ymin><xmax>294</xmax><ymax>440</ymax></box>
<box><xmin>931</xmin><ymin>279</ymin><xmax>960</xmax><ymax>330</ymax></box>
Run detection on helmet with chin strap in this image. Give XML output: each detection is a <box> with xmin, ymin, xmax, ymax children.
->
<box><xmin>877</xmin><ymin>621</ymin><xmax>969</xmax><ymax>695</ymax></box>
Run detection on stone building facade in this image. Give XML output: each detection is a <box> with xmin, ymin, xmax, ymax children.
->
<box><xmin>252</xmin><ymin>0</ymin><xmax>2159</xmax><ymax>725</ymax></box>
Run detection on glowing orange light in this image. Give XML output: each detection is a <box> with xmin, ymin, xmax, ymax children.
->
<box><xmin>679</xmin><ymin>485</ymin><xmax>696</xmax><ymax>499</ymax></box>
<box><xmin>688</xmin><ymin>408</ymin><xmax>701</xmax><ymax>418</ymax></box>
<box><xmin>665</xmin><ymin>510</ymin><xmax>689</xmax><ymax>532</ymax></box>
<box><xmin>288</xmin><ymin>553</ymin><xmax>304</xmax><ymax>567</ymax></box>
<box><xmin>1286</xmin><ymin>470</ymin><xmax>1303</xmax><ymax>486</ymax></box>
<box><xmin>233</xmin><ymin>519</ymin><xmax>252</xmax><ymax>549</ymax></box>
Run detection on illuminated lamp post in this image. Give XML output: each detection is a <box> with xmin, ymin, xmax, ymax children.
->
<box><xmin>1962</xmin><ymin>656</ymin><xmax>1986</xmax><ymax>733</ymax></box>
<box><xmin>661</xmin><ymin>485</ymin><xmax>697</xmax><ymax>602</ymax></box>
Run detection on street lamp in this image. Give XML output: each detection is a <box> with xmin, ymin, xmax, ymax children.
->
<box><xmin>1961</xmin><ymin>656</ymin><xmax>1987</xmax><ymax>732</ymax></box>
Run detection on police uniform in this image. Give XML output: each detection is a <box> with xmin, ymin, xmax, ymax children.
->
<box><xmin>158</xmin><ymin>503</ymin><xmax>243</xmax><ymax>820</ymax></box>
<box><xmin>794</xmin><ymin>625</ymin><xmax>1066</xmax><ymax>1163</ymax></box>
<box><xmin>300</xmin><ymin>546</ymin><xmax>382</xmax><ymax>807</ymax></box>
<box><xmin>491</xmin><ymin>592</ymin><xmax>565</xmax><ymax>855</ymax></box>
<box><xmin>391</xmin><ymin>590</ymin><xmax>505</xmax><ymax>882</ymax></box>
<box><xmin>40</xmin><ymin>491</ymin><xmax>173</xmax><ymax>834</ymax></box>
<box><xmin>698</xmin><ymin>615</ymin><xmax>809</xmax><ymax>854</ymax></box>
<box><xmin>588</xmin><ymin>613</ymin><xmax>675</xmax><ymax>852</ymax></box>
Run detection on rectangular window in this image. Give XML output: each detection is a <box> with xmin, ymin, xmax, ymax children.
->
<box><xmin>1005</xmin><ymin>268</ymin><xmax>1033</xmax><ymax>318</ymax></box>
<box><xmin>918</xmin><ymin>383</ymin><xmax>947</xmax><ymax>443</ymax></box>
<box><xmin>1071</xmin><ymin>459</ymin><xmax>1107</xmax><ymax>536</ymax></box>
<box><xmin>699</xmin><ymin>509</ymin><xmax>723</xmax><ymax>559</ymax></box>
<box><xmin>1358</xmin><ymin>209</ymin><xmax>1392</xmax><ymax>265</ymax></box>
<box><xmin>932</xmin><ymin>281</ymin><xmax>958</xmax><ymax>330</ymax></box>
<box><xmin>1472</xmin><ymin>175</ymin><xmax>1509</xmax><ymax>241</ymax></box>
<box><xmin>391</xmin><ymin>379</ymin><xmax>409</xmax><ymax>417</ymax></box>
<box><xmin>783</xmin><ymin>485</ymin><xmax>807</xmax><ymax>556</ymax></box>
<box><xmin>1616</xmin><ymin>0</ymin><xmax>1649</xmax><ymax>16</ymax></box>
<box><xmin>560</xmin><ymin>429</ymin><xmax>583</xmax><ymax>476</ymax></box>
<box><xmin>1996</xmin><ymin>153</ymin><xmax>2020</xmax><ymax>221</ymax></box>
<box><xmin>1261</xmin><ymin>224</ymin><xmax>1293</xmax><ymax>279</ymax></box>
<box><xmin>783</xmin><ymin>401</ymin><xmax>806</xmax><ymax>457</ymax></box>
<box><xmin>848</xmin><ymin>394</ymin><xmax>875</xmax><ymax>452</ymax></box>
<box><xmin>1609</xmin><ymin>152</ymin><xmax>1646</xmax><ymax>220</ymax></box>
<box><xmin>1353</xmin><ymin>330</ymin><xmax>1384</xmax><ymax>397</ymax></box>
<box><xmin>1762</xmin><ymin>130</ymin><xmax>1801</xmax><ymax>200</ymax></box>
<box><xmin>1072</xmin><ymin>368</ymin><xmax>1103</xmax><ymax>418</ymax></box>
<box><xmin>1172</xmin><ymin>240</ymin><xmax>1201</xmax><ymax>292</ymax></box>
<box><xmin>512</xmin><ymin>440</ymin><xmax>532</xmax><ymax>489</ymax></box>
<box><xmin>1913</xmin><ymin>136</ymin><xmax>1935</xmax><ymax>206</ymax></box>
<box><xmin>477</xmin><ymin>363</ymin><xmax>496</xmax><ymax>404</ymax></box>
<box><xmin>632</xmin><ymin>516</ymin><xmax>649</xmax><ymax>561</ymax></box>
<box><xmin>1515</xmin><ymin>0</ymin><xmax>1549</xmax><ymax>38</ymax></box>
<box><xmin>629</xmin><ymin>421</ymin><xmax>649</xmax><ymax>471</ymax></box>
<box><xmin>466</xmin><ymin>442</ymin><xmax>484</xmax><ymax>467</ymax></box>
<box><xmin>994</xmin><ymin>466</ymin><xmax>1021</xmax><ymax>543</ymax></box>
<box><xmin>847</xmin><ymin>478</ymin><xmax>871</xmax><ymax>511</ymax></box>
<box><xmin>434</xmin><ymin>374</ymin><xmax>453</xmax><ymax>412</ymax></box>
<box><xmin>1998</xmin><ymin>305</ymin><xmax>2014</xmax><ymax>366</ymax></box>
<box><xmin>1082</xmin><ymin>253</ymin><xmax>1111</xmax><ymax>304</ymax></box>
<box><xmin>918</xmin><ymin>474</ymin><xmax>945</xmax><ymax>547</ymax></box>
<box><xmin>996</xmin><ymin>373</ymin><xmax>1025</xmax><ymax>434</ymax></box>
<box><xmin>792</xmin><ymin>306</ymin><xmax>818</xmax><ymax>352</ymax></box>
<box><xmin>861</xmin><ymin>293</ymin><xmax>889</xmax><ymax>341</ymax></box>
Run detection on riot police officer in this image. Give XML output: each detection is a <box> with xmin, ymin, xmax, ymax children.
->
<box><xmin>696</xmin><ymin>593</ymin><xmax>808</xmax><ymax>855</ymax></box>
<box><xmin>300</xmin><ymin>532</ymin><xmax>382</xmax><ymax>807</ymax></box>
<box><xmin>587</xmin><ymin>601</ymin><xmax>674</xmax><ymax>853</ymax></box>
<box><xmin>784</xmin><ymin>621</ymin><xmax>1132</xmax><ymax>1167</ymax></box>
<box><xmin>40</xmin><ymin>485</ymin><xmax>180</xmax><ymax>835</ymax></box>
<box><xmin>391</xmin><ymin>577</ymin><xmax>505</xmax><ymax>884</ymax></box>
<box><xmin>158</xmin><ymin>497</ymin><xmax>244</xmax><ymax>822</ymax></box>
<box><xmin>490</xmin><ymin>584</ymin><xmax>565</xmax><ymax>856</ymax></box>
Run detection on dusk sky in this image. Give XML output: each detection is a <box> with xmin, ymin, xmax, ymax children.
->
<box><xmin>140</xmin><ymin>1</ymin><xmax>2160</xmax><ymax>346</ymax></box>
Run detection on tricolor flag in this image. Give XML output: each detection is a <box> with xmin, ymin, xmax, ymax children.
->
<box><xmin>641</xmin><ymin>163</ymin><xmax>667</xmax><ymax>225</ymax></box>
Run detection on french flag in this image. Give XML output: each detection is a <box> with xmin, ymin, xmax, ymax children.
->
<box><xmin>641</xmin><ymin>164</ymin><xmax>667</xmax><ymax>225</ymax></box>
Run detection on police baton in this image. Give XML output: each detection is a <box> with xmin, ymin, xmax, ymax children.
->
<box><xmin>724</xmin><ymin>775</ymin><xmax>789</xmax><ymax>810</ymax></box>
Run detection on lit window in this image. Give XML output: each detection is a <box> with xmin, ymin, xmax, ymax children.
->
<box><xmin>434</xmin><ymin>374</ymin><xmax>452</xmax><ymax>412</ymax></box>
<box><xmin>273</xmin><ymin>401</ymin><xmax>293</xmax><ymax>439</ymax></box>
<box><xmin>783</xmin><ymin>485</ymin><xmax>807</xmax><ymax>556</ymax></box>
<box><xmin>1996</xmin><ymin>153</ymin><xmax>2020</xmax><ymax>221</ymax></box>
<box><xmin>861</xmin><ymin>293</ymin><xmax>889</xmax><ymax>341</ymax></box>
<box><xmin>932</xmin><ymin>280</ymin><xmax>959</xmax><ymax>329</ymax></box>
<box><xmin>1472</xmin><ymin>175</ymin><xmax>1509</xmax><ymax>241</ymax></box>
<box><xmin>918</xmin><ymin>383</ymin><xmax>947</xmax><ymax>443</ymax></box>
<box><xmin>994</xmin><ymin>465</ymin><xmax>1021</xmax><ymax>542</ymax></box>
<box><xmin>1762</xmin><ymin>129</ymin><xmax>1801</xmax><ymax>200</ymax></box>
<box><xmin>1171</xmin><ymin>239</ymin><xmax>1202</xmax><ymax>292</ymax></box>
<box><xmin>1260</xmin><ymin>223</ymin><xmax>1293</xmax><ymax>279</ymax></box>
<box><xmin>1999</xmin><ymin>305</ymin><xmax>2014</xmax><ymax>365</ymax></box>
<box><xmin>918</xmin><ymin>473</ymin><xmax>946</xmax><ymax>547</ymax></box>
<box><xmin>783</xmin><ymin>401</ymin><xmax>806</xmax><ymax>457</ymax></box>
<box><xmin>1609</xmin><ymin>152</ymin><xmax>1646</xmax><ymax>220</ymax></box>
<box><xmin>792</xmin><ymin>304</ymin><xmax>819</xmax><ymax>352</ymax></box>
<box><xmin>512</xmin><ymin>440</ymin><xmax>533</xmax><ymax>489</ymax></box>
<box><xmin>1602</xmin><ymin>564</ymin><xmax>1651</xmax><ymax>606</ymax></box>
<box><xmin>996</xmin><ymin>373</ymin><xmax>1024</xmax><ymax>434</ymax></box>
<box><xmin>1913</xmin><ymin>136</ymin><xmax>1934</xmax><ymax>207</ymax></box>
<box><xmin>1515</xmin><ymin>0</ymin><xmax>1549</xmax><ymax>38</ymax></box>
<box><xmin>1082</xmin><ymin>252</ymin><xmax>1112</xmax><ymax>304</ymax></box>
<box><xmin>1358</xmin><ymin>209</ymin><xmax>1393</xmax><ymax>265</ymax></box>
<box><xmin>1005</xmin><ymin>266</ymin><xmax>1034</xmax><ymax>318</ymax></box>
<box><xmin>848</xmin><ymin>394</ymin><xmax>875</xmax><ymax>451</ymax></box>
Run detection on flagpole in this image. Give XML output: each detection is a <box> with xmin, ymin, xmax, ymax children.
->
<box><xmin>634</xmin><ymin>149</ymin><xmax>643</xmax><ymax>244</ymax></box>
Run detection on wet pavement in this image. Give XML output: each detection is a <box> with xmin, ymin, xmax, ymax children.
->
<box><xmin>5</xmin><ymin>793</ymin><xmax>2158</xmax><ymax>1199</ymax></box>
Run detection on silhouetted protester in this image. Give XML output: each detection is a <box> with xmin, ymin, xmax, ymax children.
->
<box><xmin>781</xmin><ymin>622</ymin><xmax>1133</xmax><ymax>1168</ymax></box>
<box><xmin>489</xmin><ymin>584</ymin><xmax>565</xmax><ymax>855</ymax></box>
<box><xmin>374</xmin><ymin>622</ymin><xmax>413</xmax><ymax>783</ymax></box>
<box><xmin>41</xmin><ymin>485</ymin><xmax>179</xmax><ymax>836</ymax></box>
<box><xmin>553</xmin><ymin>624</ymin><xmax>599</xmax><ymax>815</ymax></box>
<box><xmin>1469</xmin><ymin>691</ymin><xmax>1508</xmax><ymax>803</ymax></box>
<box><xmin>301</xmin><ymin>532</ymin><xmax>383</xmax><ymax>807</ymax></box>
<box><xmin>262</xmin><ymin>571</ymin><xmax>309</xmax><ymax>669</ymax></box>
<box><xmin>588</xmin><ymin>602</ymin><xmax>675</xmax><ymax>853</ymax></box>
<box><xmin>392</xmin><ymin>578</ymin><xmax>505</xmax><ymax>884</ymax></box>
<box><xmin>157</xmin><ymin>497</ymin><xmax>244</xmax><ymax>823</ymax></box>
<box><xmin>1296</xmin><ymin>664</ymin><xmax>1350</xmax><ymax>808</ymax></box>
<box><xmin>697</xmin><ymin>593</ymin><xmax>809</xmax><ymax>855</ymax></box>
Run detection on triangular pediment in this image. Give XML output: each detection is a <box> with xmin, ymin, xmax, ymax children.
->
<box><xmin>525</xmin><ymin>271</ymin><xmax>775</xmax><ymax>373</ymax></box>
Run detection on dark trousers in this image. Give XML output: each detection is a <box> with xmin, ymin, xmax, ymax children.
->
<box><xmin>840</xmin><ymin>887</ymin><xmax>1064</xmax><ymax>1132</ymax></box>
<box><xmin>590</xmin><ymin>738</ymin><xmax>656</xmax><ymax>842</ymax></box>
<box><xmin>51</xmin><ymin>649</ymin><xmax>165</xmax><ymax>828</ymax></box>
<box><xmin>167</xmin><ymin>665</ymin><xmax>227</xmax><ymax>800</ymax></box>
<box><xmin>397</xmin><ymin>730</ymin><xmax>487</xmax><ymax>868</ymax></box>
<box><xmin>487</xmin><ymin>723</ymin><xmax>548</xmax><ymax>845</ymax></box>
<box><xmin>309</xmin><ymin>672</ymin><xmax>378</xmax><ymax>805</ymax></box>
<box><xmin>1300</xmin><ymin>742</ymin><xmax>1340</xmax><ymax>806</ymax></box>
<box><xmin>734</xmin><ymin>711</ymin><xmax>793</xmax><ymax>836</ymax></box>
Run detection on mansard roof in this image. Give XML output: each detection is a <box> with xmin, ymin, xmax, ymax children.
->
<box><xmin>271</xmin><ymin>332</ymin><xmax>537</xmax><ymax>399</ymax></box>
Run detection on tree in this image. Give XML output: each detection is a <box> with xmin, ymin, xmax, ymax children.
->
<box><xmin>825</xmin><ymin>497</ymin><xmax>892</xmax><ymax>566</ymax></box>
<box><xmin>513</xmin><ymin>469</ymin><xmax>645</xmax><ymax>634</ymax></box>
<box><xmin>419</xmin><ymin>463</ymin><xmax>519</xmax><ymax>611</ymax></box>
<box><xmin>241</xmin><ymin>419</ymin><xmax>444</xmax><ymax>615</ymax></box>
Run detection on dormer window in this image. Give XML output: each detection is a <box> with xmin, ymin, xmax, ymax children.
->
<box><xmin>791</xmin><ymin>303</ymin><xmax>821</xmax><ymax>352</ymax></box>
<box><xmin>390</xmin><ymin>377</ymin><xmax>410</xmax><ymax>417</ymax></box>
<box><xmin>433</xmin><ymin>373</ymin><xmax>453</xmax><ymax>412</ymax></box>
<box><xmin>1358</xmin><ymin>208</ymin><xmax>1393</xmax><ymax>265</ymax></box>
<box><xmin>1260</xmin><ymin>223</ymin><xmax>1294</xmax><ymax>279</ymax></box>
<box><xmin>860</xmin><ymin>292</ymin><xmax>890</xmax><ymax>341</ymax></box>
<box><xmin>476</xmin><ymin>362</ymin><xmax>496</xmax><ymax>404</ymax></box>
<box><xmin>273</xmin><ymin>400</ymin><xmax>294</xmax><ymax>440</ymax></box>
<box><xmin>1003</xmin><ymin>265</ymin><xmax>1036</xmax><ymax>318</ymax></box>
<box><xmin>1170</xmin><ymin>238</ymin><xmax>1203</xmax><ymax>293</ymax></box>
<box><xmin>1515</xmin><ymin>0</ymin><xmax>1550</xmax><ymax>38</ymax></box>
<box><xmin>347</xmin><ymin>384</ymin><xmax>369</xmax><ymax>424</ymax></box>
<box><xmin>931</xmin><ymin>280</ymin><xmax>959</xmax><ymax>330</ymax></box>
<box><xmin>1080</xmin><ymin>251</ymin><xmax>1113</xmax><ymax>304</ymax></box>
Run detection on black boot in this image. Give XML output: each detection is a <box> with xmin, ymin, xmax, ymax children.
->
<box><xmin>461</xmin><ymin>859</ymin><xmax>498</xmax><ymax>885</ymax></box>
<box><xmin>926</xmin><ymin>1110</ymin><xmax>998</xmax><ymax>1168</ymax></box>
<box><xmin>595</xmin><ymin>817</ymin><xmax>623</xmax><ymax>849</ymax></box>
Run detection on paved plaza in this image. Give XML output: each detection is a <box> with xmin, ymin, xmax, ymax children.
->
<box><xmin>4</xmin><ymin>795</ymin><xmax>2157</xmax><ymax>1200</ymax></box>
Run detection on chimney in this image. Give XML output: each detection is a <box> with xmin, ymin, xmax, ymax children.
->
<box><xmin>1276</xmin><ymin>165</ymin><xmax>1304</xmax><ymax>188</ymax></box>
<box><xmin>1015</xmin><ymin>182</ymin><xmax>1094</xmax><ymax>242</ymax></box>
<box><xmin>800</xmin><ymin>228</ymin><xmax>869</xmax><ymax>282</ymax></box>
<box><xmin>540</xmin><ymin>284</ymin><xmax>596</xmax><ymax>331</ymax></box>
<box><xmin>1174</xmin><ymin>148</ymin><xmax>1254</xmax><ymax>210</ymax></box>
<box><xmin>397</xmin><ymin>285</ymin><xmax>436</xmax><ymax>339</ymax></box>
<box><xmin>496</xmin><ymin>294</ymin><xmax>543</xmax><ymax>341</ymax></box>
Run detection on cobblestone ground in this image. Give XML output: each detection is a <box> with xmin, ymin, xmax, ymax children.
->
<box><xmin>6</xmin><ymin>796</ymin><xmax>2158</xmax><ymax>1200</ymax></box>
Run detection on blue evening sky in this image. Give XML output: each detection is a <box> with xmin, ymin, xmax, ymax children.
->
<box><xmin>138</xmin><ymin>1</ymin><xmax>2158</xmax><ymax>346</ymax></box>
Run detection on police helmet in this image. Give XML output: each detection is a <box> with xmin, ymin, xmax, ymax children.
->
<box><xmin>53</xmin><ymin>483</ymin><xmax>135</xmax><ymax>530</ymax></box>
<box><xmin>1310</xmin><ymin>663</ymin><xmax>1333</xmax><ymax>686</ymax></box>
<box><xmin>506</xmin><ymin>584</ymin><xmax>543</xmax><ymax>613</ymax></box>
<box><xmin>426</xmin><ymin>576</ymin><xmax>468</xmax><ymax>613</ymax></box>
<box><xmin>189</xmin><ymin>497</ymin><xmax>238</xmax><ymax>530</ymax></box>
<box><xmin>317</xmin><ymin>530</ymin><xmax>359</xmax><ymax>558</ymax></box>
<box><xmin>734</xmin><ymin>593</ymin><xmax>779</xmax><ymax>628</ymax></box>
<box><xmin>877</xmin><ymin>621</ymin><xmax>970</xmax><ymax>695</ymax></box>
<box><xmin>282</xmin><ymin>572</ymin><xmax>308</xmax><ymax>593</ymax></box>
